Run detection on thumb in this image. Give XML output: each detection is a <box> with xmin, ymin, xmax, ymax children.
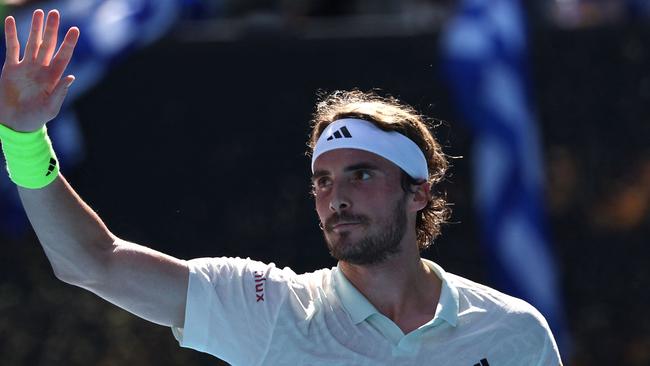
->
<box><xmin>48</xmin><ymin>75</ymin><xmax>75</xmax><ymax>115</ymax></box>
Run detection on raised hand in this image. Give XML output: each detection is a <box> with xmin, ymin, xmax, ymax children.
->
<box><xmin>0</xmin><ymin>9</ymin><xmax>79</xmax><ymax>132</ymax></box>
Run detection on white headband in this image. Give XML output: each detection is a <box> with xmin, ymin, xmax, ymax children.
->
<box><xmin>311</xmin><ymin>118</ymin><xmax>429</xmax><ymax>180</ymax></box>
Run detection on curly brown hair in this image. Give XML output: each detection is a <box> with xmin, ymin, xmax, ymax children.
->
<box><xmin>307</xmin><ymin>90</ymin><xmax>450</xmax><ymax>251</ymax></box>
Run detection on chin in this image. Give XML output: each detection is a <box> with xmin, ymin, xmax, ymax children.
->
<box><xmin>327</xmin><ymin>230</ymin><xmax>359</xmax><ymax>246</ymax></box>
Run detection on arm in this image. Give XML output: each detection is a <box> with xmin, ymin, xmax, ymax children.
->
<box><xmin>1</xmin><ymin>10</ymin><xmax>188</xmax><ymax>327</ymax></box>
<box><xmin>18</xmin><ymin>175</ymin><xmax>188</xmax><ymax>327</ymax></box>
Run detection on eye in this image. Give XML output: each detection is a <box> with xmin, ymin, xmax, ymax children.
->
<box><xmin>352</xmin><ymin>170</ymin><xmax>372</xmax><ymax>182</ymax></box>
<box><xmin>313</xmin><ymin>176</ymin><xmax>332</xmax><ymax>191</ymax></box>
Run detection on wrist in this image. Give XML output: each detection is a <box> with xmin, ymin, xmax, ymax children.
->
<box><xmin>0</xmin><ymin>121</ymin><xmax>45</xmax><ymax>134</ymax></box>
<box><xmin>0</xmin><ymin>123</ymin><xmax>60</xmax><ymax>189</ymax></box>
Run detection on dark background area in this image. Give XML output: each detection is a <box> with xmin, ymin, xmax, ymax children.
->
<box><xmin>1</xmin><ymin>14</ymin><xmax>650</xmax><ymax>366</ymax></box>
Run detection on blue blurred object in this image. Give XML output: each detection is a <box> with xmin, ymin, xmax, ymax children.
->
<box><xmin>628</xmin><ymin>0</ymin><xmax>650</xmax><ymax>19</ymax></box>
<box><xmin>440</xmin><ymin>0</ymin><xmax>570</xmax><ymax>355</ymax></box>
<box><xmin>0</xmin><ymin>0</ymin><xmax>187</xmax><ymax>239</ymax></box>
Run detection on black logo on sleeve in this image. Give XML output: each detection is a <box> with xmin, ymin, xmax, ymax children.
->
<box><xmin>45</xmin><ymin>158</ymin><xmax>57</xmax><ymax>176</ymax></box>
<box><xmin>473</xmin><ymin>359</ymin><xmax>490</xmax><ymax>366</ymax></box>
<box><xmin>326</xmin><ymin>126</ymin><xmax>352</xmax><ymax>141</ymax></box>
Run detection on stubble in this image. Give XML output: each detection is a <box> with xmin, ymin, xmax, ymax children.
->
<box><xmin>323</xmin><ymin>196</ymin><xmax>407</xmax><ymax>265</ymax></box>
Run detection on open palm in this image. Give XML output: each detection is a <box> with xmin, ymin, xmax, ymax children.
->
<box><xmin>0</xmin><ymin>9</ymin><xmax>78</xmax><ymax>132</ymax></box>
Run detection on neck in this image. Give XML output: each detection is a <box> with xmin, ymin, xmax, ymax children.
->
<box><xmin>338</xmin><ymin>234</ymin><xmax>441</xmax><ymax>333</ymax></box>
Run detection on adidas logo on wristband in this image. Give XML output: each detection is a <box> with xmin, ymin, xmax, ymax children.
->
<box><xmin>46</xmin><ymin>158</ymin><xmax>57</xmax><ymax>176</ymax></box>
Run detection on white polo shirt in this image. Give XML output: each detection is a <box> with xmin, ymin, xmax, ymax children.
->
<box><xmin>172</xmin><ymin>257</ymin><xmax>562</xmax><ymax>365</ymax></box>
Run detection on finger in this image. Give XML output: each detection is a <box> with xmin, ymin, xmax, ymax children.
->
<box><xmin>49</xmin><ymin>27</ymin><xmax>79</xmax><ymax>81</ymax></box>
<box><xmin>36</xmin><ymin>10</ymin><xmax>60</xmax><ymax>66</ymax></box>
<box><xmin>48</xmin><ymin>75</ymin><xmax>75</xmax><ymax>115</ymax></box>
<box><xmin>4</xmin><ymin>16</ymin><xmax>20</xmax><ymax>65</ymax></box>
<box><xmin>24</xmin><ymin>9</ymin><xmax>45</xmax><ymax>62</ymax></box>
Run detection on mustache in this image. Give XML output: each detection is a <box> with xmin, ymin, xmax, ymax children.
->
<box><xmin>323</xmin><ymin>212</ymin><xmax>369</xmax><ymax>231</ymax></box>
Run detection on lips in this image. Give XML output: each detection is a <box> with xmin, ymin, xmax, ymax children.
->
<box><xmin>334</xmin><ymin>222</ymin><xmax>359</xmax><ymax>227</ymax></box>
<box><xmin>324</xmin><ymin>213</ymin><xmax>368</xmax><ymax>232</ymax></box>
<box><xmin>331</xmin><ymin>222</ymin><xmax>361</xmax><ymax>232</ymax></box>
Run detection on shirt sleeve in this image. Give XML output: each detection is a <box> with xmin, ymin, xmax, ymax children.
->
<box><xmin>524</xmin><ymin>304</ymin><xmax>563</xmax><ymax>366</ymax></box>
<box><xmin>535</xmin><ymin>323</ymin><xmax>563</xmax><ymax>366</ymax></box>
<box><xmin>171</xmin><ymin>257</ymin><xmax>294</xmax><ymax>365</ymax></box>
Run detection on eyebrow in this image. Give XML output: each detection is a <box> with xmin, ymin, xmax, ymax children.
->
<box><xmin>311</xmin><ymin>162</ymin><xmax>381</xmax><ymax>181</ymax></box>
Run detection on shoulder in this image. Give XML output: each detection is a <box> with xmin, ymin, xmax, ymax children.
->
<box><xmin>186</xmin><ymin>256</ymin><xmax>334</xmax><ymax>293</ymax></box>
<box><xmin>447</xmin><ymin>272</ymin><xmax>552</xmax><ymax>333</ymax></box>
<box><xmin>445</xmin><ymin>273</ymin><xmax>561</xmax><ymax>362</ymax></box>
<box><xmin>187</xmin><ymin>256</ymin><xmax>296</xmax><ymax>280</ymax></box>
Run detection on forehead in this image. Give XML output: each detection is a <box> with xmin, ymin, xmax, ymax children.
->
<box><xmin>312</xmin><ymin>148</ymin><xmax>400</xmax><ymax>174</ymax></box>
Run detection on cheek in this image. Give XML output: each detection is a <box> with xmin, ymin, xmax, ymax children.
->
<box><xmin>314</xmin><ymin>195</ymin><xmax>330</xmax><ymax>219</ymax></box>
<box><xmin>362</xmin><ymin>183</ymin><xmax>395</xmax><ymax>205</ymax></box>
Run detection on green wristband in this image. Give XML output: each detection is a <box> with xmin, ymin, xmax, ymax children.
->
<box><xmin>0</xmin><ymin>123</ymin><xmax>60</xmax><ymax>189</ymax></box>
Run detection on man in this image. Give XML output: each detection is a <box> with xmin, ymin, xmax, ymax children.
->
<box><xmin>0</xmin><ymin>9</ymin><xmax>562</xmax><ymax>366</ymax></box>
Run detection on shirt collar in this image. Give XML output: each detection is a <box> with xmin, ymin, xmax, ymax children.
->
<box><xmin>333</xmin><ymin>262</ymin><xmax>378</xmax><ymax>324</ymax></box>
<box><xmin>332</xmin><ymin>259</ymin><xmax>459</xmax><ymax>327</ymax></box>
<box><xmin>422</xmin><ymin>258</ymin><xmax>459</xmax><ymax>327</ymax></box>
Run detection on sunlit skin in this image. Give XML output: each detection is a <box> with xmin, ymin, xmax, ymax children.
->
<box><xmin>312</xmin><ymin>148</ymin><xmax>443</xmax><ymax>334</ymax></box>
<box><xmin>0</xmin><ymin>10</ymin><xmax>79</xmax><ymax>132</ymax></box>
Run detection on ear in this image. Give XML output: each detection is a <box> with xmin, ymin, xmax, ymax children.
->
<box><xmin>407</xmin><ymin>181</ymin><xmax>431</xmax><ymax>213</ymax></box>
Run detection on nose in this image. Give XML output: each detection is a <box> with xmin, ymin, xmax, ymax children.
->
<box><xmin>329</xmin><ymin>180</ymin><xmax>351</xmax><ymax>213</ymax></box>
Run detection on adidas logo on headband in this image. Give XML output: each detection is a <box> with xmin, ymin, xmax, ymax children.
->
<box><xmin>326</xmin><ymin>126</ymin><xmax>352</xmax><ymax>141</ymax></box>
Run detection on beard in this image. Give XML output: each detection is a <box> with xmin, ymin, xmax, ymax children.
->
<box><xmin>322</xmin><ymin>196</ymin><xmax>407</xmax><ymax>265</ymax></box>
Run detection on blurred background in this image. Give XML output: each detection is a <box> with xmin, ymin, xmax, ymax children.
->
<box><xmin>0</xmin><ymin>0</ymin><xmax>649</xmax><ymax>365</ymax></box>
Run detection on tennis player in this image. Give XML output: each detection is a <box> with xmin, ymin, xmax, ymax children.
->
<box><xmin>0</xmin><ymin>9</ymin><xmax>562</xmax><ymax>365</ymax></box>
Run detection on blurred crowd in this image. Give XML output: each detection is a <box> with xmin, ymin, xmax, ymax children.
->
<box><xmin>2</xmin><ymin>0</ymin><xmax>650</xmax><ymax>31</ymax></box>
